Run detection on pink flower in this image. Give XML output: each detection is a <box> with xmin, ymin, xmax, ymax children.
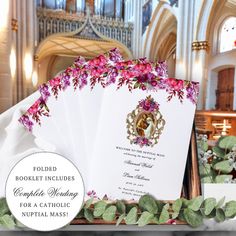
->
<box><xmin>91</xmin><ymin>68</ymin><xmax>104</xmax><ymax>77</ymax></box>
<box><xmin>141</xmin><ymin>84</ymin><xmax>147</xmax><ymax>90</ymax></box>
<box><xmin>143</xmin><ymin>63</ymin><xmax>152</xmax><ymax>73</ymax></box>
<box><xmin>166</xmin><ymin>219</ymin><xmax>177</xmax><ymax>225</ymax></box>
<box><xmin>49</xmin><ymin>77</ymin><xmax>60</xmax><ymax>87</ymax></box>
<box><xmin>19</xmin><ymin>115</ymin><xmax>34</xmax><ymax>132</ymax></box>
<box><xmin>151</xmin><ymin>80</ymin><xmax>158</xmax><ymax>87</ymax></box>
<box><xmin>97</xmin><ymin>55</ymin><xmax>107</xmax><ymax>65</ymax></box>
<box><xmin>121</xmin><ymin>70</ymin><xmax>132</xmax><ymax>78</ymax></box>
<box><xmin>87</xmin><ymin>190</ymin><xmax>97</xmax><ymax>198</ymax></box>
<box><xmin>167</xmin><ymin>78</ymin><xmax>184</xmax><ymax>90</ymax></box>
<box><xmin>28</xmin><ymin>100</ymin><xmax>40</xmax><ymax>114</ymax></box>
<box><xmin>89</xmin><ymin>55</ymin><xmax>107</xmax><ymax>67</ymax></box>
<box><xmin>134</xmin><ymin>63</ymin><xmax>152</xmax><ymax>74</ymax></box>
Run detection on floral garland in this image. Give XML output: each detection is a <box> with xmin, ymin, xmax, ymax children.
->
<box><xmin>18</xmin><ymin>97</ymin><xmax>49</xmax><ymax>132</ymax></box>
<box><xmin>117</xmin><ymin>74</ymin><xmax>199</xmax><ymax>105</ymax></box>
<box><xmin>39</xmin><ymin>48</ymin><xmax>123</xmax><ymax>101</ymax></box>
<box><xmin>19</xmin><ymin>48</ymin><xmax>198</xmax><ymax>132</ymax></box>
<box><xmin>1</xmin><ymin>195</ymin><xmax>236</xmax><ymax>229</ymax></box>
<box><xmin>39</xmin><ymin>51</ymin><xmax>168</xmax><ymax>102</ymax></box>
<box><xmin>19</xmin><ymin>50</ymin><xmax>169</xmax><ymax>131</ymax></box>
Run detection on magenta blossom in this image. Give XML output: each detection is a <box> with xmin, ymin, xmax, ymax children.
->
<box><xmin>19</xmin><ymin>115</ymin><xmax>34</xmax><ymax>132</ymax></box>
<box><xmin>139</xmin><ymin>96</ymin><xmax>159</xmax><ymax>112</ymax></box>
<box><xmin>49</xmin><ymin>77</ymin><xmax>61</xmax><ymax>87</ymax></box>
<box><xmin>28</xmin><ymin>100</ymin><xmax>41</xmax><ymax>115</ymax></box>
<box><xmin>87</xmin><ymin>190</ymin><xmax>97</xmax><ymax>198</ymax></box>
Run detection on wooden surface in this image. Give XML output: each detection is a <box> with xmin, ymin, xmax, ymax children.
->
<box><xmin>216</xmin><ymin>68</ymin><xmax>235</xmax><ymax>110</ymax></box>
<box><xmin>71</xmin><ymin>218</ymin><xmax>186</xmax><ymax>225</ymax></box>
<box><xmin>195</xmin><ymin>110</ymin><xmax>236</xmax><ymax>138</ymax></box>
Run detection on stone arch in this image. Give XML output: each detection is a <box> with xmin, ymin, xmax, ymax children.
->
<box><xmin>143</xmin><ymin>2</ymin><xmax>177</xmax><ymax>60</ymax></box>
<box><xmin>194</xmin><ymin>0</ymin><xmax>226</xmax><ymax>42</ymax></box>
<box><xmin>194</xmin><ymin>0</ymin><xmax>236</xmax><ymax>110</ymax></box>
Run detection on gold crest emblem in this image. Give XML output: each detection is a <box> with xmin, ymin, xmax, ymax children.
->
<box><xmin>126</xmin><ymin>95</ymin><xmax>165</xmax><ymax>147</ymax></box>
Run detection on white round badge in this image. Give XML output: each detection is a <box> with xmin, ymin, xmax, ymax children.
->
<box><xmin>5</xmin><ymin>152</ymin><xmax>84</xmax><ymax>231</ymax></box>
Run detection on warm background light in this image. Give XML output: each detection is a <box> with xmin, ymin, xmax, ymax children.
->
<box><xmin>0</xmin><ymin>1</ymin><xmax>9</xmax><ymax>29</ymax></box>
<box><xmin>24</xmin><ymin>53</ymin><xmax>33</xmax><ymax>81</ymax></box>
<box><xmin>32</xmin><ymin>71</ymin><xmax>38</xmax><ymax>87</ymax></box>
<box><xmin>10</xmin><ymin>47</ymin><xmax>16</xmax><ymax>78</ymax></box>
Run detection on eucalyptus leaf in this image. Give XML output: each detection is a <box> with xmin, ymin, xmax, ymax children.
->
<box><xmin>152</xmin><ymin>216</ymin><xmax>159</xmax><ymax>224</ymax></box>
<box><xmin>137</xmin><ymin>211</ymin><xmax>154</xmax><ymax>227</ymax></box>
<box><xmin>199</xmin><ymin>164</ymin><xmax>212</xmax><ymax>176</ymax></box>
<box><xmin>85</xmin><ymin>197</ymin><xmax>94</xmax><ymax>209</ymax></box>
<box><xmin>188</xmin><ymin>196</ymin><xmax>204</xmax><ymax>211</ymax></box>
<box><xmin>0</xmin><ymin>198</ymin><xmax>9</xmax><ymax>217</ymax></box>
<box><xmin>76</xmin><ymin>209</ymin><xmax>84</xmax><ymax>219</ymax></box>
<box><xmin>224</xmin><ymin>201</ymin><xmax>236</xmax><ymax>218</ymax></box>
<box><xmin>183</xmin><ymin>209</ymin><xmax>203</xmax><ymax>228</ymax></box>
<box><xmin>116</xmin><ymin>200</ymin><xmax>126</xmax><ymax>214</ymax></box>
<box><xmin>177</xmin><ymin>210</ymin><xmax>186</xmax><ymax>222</ymax></box>
<box><xmin>116</xmin><ymin>213</ymin><xmax>125</xmax><ymax>226</ymax></box>
<box><xmin>204</xmin><ymin>198</ymin><xmax>217</xmax><ymax>216</ymax></box>
<box><xmin>93</xmin><ymin>201</ymin><xmax>107</xmax><ymax>217</ymax></box>
<box><xmin>125</xmin><ymin>207</ymin><xmax>138</xmax><ymax>225</ymax></box>
<box><xmin>219</xmin><ymin>136</ymin><xmax>236</xmax><ymax>150</ymax></box>
<box><xmin>172</xmin><ymin>212</ymin><xmax>179</xmax><ymax>219</ymax></box>
<box><xmin>213</xmin><ymin>160</ymin><xmax>233</xmax><ymax>173</ymax></box>
<box><xmin>156</xmin><ymin>201</ymin><xmax>165</xmax><ymax>212</ymax></box>
<box><xmin>212</xmin><ymin>146</ymin><xmax>225</xmax><ymax>158</ymax></box>
<box><xmin>139</xmin><ymin>195</ymin><xmax>158</xmax><ymax>214</ymax></box>
<box><xmin>84</xmin><ymin>208</ymin><xmax>94</xmax><ymax>222</ymax></box>
<box><xmin>0</xmin><ymin>215</ymin><xmax>15</xmax><ymax>229</ymax></box>
<box><xmin>216</xmin><ymin>196</ymin><xmax>225</xmax><ymax>208</ymax></box>
<box><xmin>102</xmin><ymin>206</ymin><xmax>117</xmax><ymax>221</ymax></box>
<box><xmin>159</xmin><ymin>204</ymin><xmax>169</xmax><ymax>224</ymax></box>
<box><xmin>172</xmin><ymin>199</ymin><xmax>182</xmax><ymax>216</ymax></box>
<box><xmin>215</xmin><ymin>208</ymin><xmax>225</xmax><ymax>222</ymax></box>
<box><xmin>126</xmin><ymin>203</ymin><xmax>137</xmax><ymax>213</ymax></box>
<box><xmin>204</xmin><ymin>209</ymin><xmax>216</xmax><ymax>219</ymax></box>
<box><xmin>215</xmin><ymin>175</ymin><xmax>233</xmax><ymax>183</ymax></box>
<box><xmin>201</xmin><ymin>176</ymin><xmax>214</xmax><ymax>183</ymax></box>
<box><xmin>181</xmin><ymin>198</ymin><xmax>190</xmax><ymax>208</ymax></box>
<box><xmin>202</xmin><ymin>141</ymin><xmax>209</xmax><ymax>152</ymax></box>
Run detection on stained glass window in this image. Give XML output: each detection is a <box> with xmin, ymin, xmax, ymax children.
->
<box><xmin>220</xmin><ymin>17</ymin><xmax>236</xmax><ymax>53</ymax></box>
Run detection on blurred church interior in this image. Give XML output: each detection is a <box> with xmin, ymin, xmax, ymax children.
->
<box><xmin>0</xmin><ymin>0</ymin><xmax>236</xmax><ymax>140</ymax></box>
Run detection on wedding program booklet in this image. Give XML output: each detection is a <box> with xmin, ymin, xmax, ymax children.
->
<box><xmin>19</xmin><ymin>49</ymin><xmax>199</xmax><ymax>201</ymax></box>
<box><xmin>89</xmin><ymin>77</ymin><xmax>199</xmax><ymax>200</ymax></box>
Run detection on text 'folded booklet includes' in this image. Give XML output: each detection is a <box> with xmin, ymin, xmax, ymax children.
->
<box><xmin>19</xmin><ymin>48</ymin><xmax>199</xmax><ymax>201</ymax></box>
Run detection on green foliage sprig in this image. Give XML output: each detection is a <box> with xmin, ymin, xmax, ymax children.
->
<box><xmin>198</xmin><ymin>135</ymin><xmax>236</xmax><ymax>183</ymax></box>
<box><xmin>1</xmin><ymin>195</ymin><xmax>236</xmax><ymax>229</ymax></box>
<box><xmin>77</xmin><ymin>194</ymin><xmax>236</xmax><ymax>228</ymax></box>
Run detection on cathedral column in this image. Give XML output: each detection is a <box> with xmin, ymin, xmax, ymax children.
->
<box><xmin>0</xmin><ymin>1</ymin><xmax>12</xmax><ymax>113</ymax></box>
<box><xmin>128</xmin><ymin>0</ymin><xmax>143</xmax><ymax>58</ymax></box>
<box><xmin>191</xmin><ymin>41</ymin><xmax>209</xmax><ymax>110</ymax></box>
<box><xmin>175</xmin><ymin>0</ymin><xmax>195</xmax><ymax>80</ymax></box>
<box><xmin>15</xmin><ymin>0</ymin><xmax>36</xmax><ymax>102</ymax></box>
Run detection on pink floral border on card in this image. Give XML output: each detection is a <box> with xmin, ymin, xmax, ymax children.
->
<box><xmin>19</xmin><ymin>48</ymin><xmax>199</xmax><ymax>132</ymax></box>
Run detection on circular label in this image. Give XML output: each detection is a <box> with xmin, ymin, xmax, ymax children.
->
<box><xmin>5</xmin><ymin>152</ymin><xmax>84</xmax><ymax>231</ymax></box>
